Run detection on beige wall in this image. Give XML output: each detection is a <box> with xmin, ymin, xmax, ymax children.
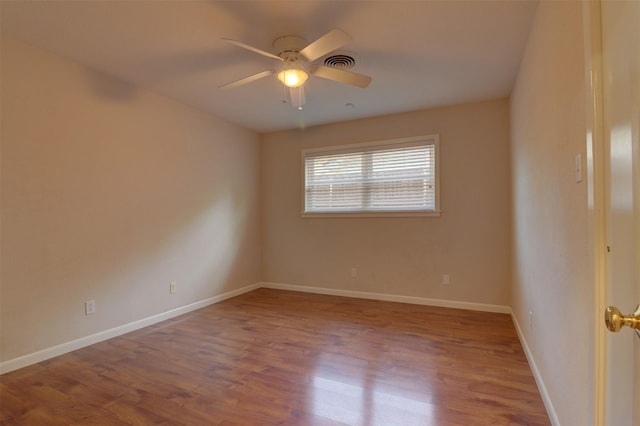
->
<box><xmin>0</xmin><ymin>37</ymin><xmax>261</xmax><ymax>362</ymax></box>
<box><xmin>510</xmin><ymin>1</ymin><xmax>592</xmax><ymax>424</ymax></box>
<box><xmin>261</xmin><ymin>99</ymin><xmax>511</xmax><ymax>306</ymax></box>
<box><xmin>0</xmin><ymin>9</ymin><xmax>600</xmax><ymax>423</ymax></box>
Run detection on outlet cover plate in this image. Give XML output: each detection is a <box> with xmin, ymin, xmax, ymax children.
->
<box><xmin>85</xmin><ymin>300</ymin><xmax>96</xmax><ymax>315</ymax></box>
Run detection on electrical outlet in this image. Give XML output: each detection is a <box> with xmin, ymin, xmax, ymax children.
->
<box><xmin>85</xmin><ymin>300</ymin><xmax>96</xmax><ymax>315</ymax></box>
<box><xmin>351</xmin><ymin>268</ymin><xmax>357</xmax><ymax>278</ymax></box>
<box><xmin>442</xmin><ymin>274</ymin><xmax>450</xmax><ymax>285</ymax></box>
<box><xmin>170</xmin><ymin>282</ymin><xmax>177</xmax><ymax>294</ymax></box>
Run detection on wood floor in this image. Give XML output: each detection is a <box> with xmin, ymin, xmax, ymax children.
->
<box><xmin>0</xmin><ymin>288</ymin><xmax>550</xmax><ymax>425</ymax></box>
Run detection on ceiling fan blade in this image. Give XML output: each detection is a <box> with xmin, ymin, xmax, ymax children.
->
<box><xmin>219</xmin><ymin>69</ymin><xmax>275</xmax><ymax>89</ymax></box>
<box><xmin>310</xmin><ymin>65</ymin><xmax>372</xmax><ymax>88</ymax></box>
<box><xmin>299</xmin><ymin>29</ymin><xmax>351</xmax><ymax>62</ymax></box>
<box><xmin>222</xmin><ymin>38</ymin><xmax>283</xmax><ymax>61</ymax></box>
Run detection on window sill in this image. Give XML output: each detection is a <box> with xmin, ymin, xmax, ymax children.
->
<box><xmin>301</xmin><ymin>210</ymin><xmax>441</xmax><ymax>218</ymax></box>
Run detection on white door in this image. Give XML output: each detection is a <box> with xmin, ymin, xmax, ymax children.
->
<box><xmin>599</xmin><ymin>0</ymin><xmax>640</xmax><ymax>424</ymax></box>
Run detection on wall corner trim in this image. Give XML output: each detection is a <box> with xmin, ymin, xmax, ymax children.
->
<box><xmin>0</xmin><ymin>283</ymin><xmax>262</xmax><ymax>375</ymax></box>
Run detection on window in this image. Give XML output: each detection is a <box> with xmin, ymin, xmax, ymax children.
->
<box><xmin>303</xmin><ymin>135</ymin><xmax>439</xmax><ymax>217</ymax></box>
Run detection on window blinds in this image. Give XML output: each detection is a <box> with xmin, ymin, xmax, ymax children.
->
<box><xmin>304</xmin><ymin>138</ymin><xmax>437</xmax><ymax>213</ymax></box>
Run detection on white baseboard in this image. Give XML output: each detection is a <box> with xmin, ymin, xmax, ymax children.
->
<box><xmin>0</xmin><ymin>283</ymin><xmax>261</xmax><ymax>375</ymax></box>
<box><xmin>261</xmin><ymin>281</ymin><xmax>512</xmax><ymax>314</ymax></box>
<box><xmin>1</xmin><ymin>280</ymin><xmax>556</xmax><ymax>426</ymax></box>
<box><xmin>511</xmin><ymin>313</ymin><xmax>560</xmax><ymax>426</ymax></box>
<box><xmin>0</xmin><ymin>281</ymin><xmax>514</xmax><ymax>375</ymax></box>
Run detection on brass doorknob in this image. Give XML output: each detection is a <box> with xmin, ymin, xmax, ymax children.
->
<box><xmin>605</xmin><ymin>305</ymin><xmax>640</xmax><ymax>335</ymax></box>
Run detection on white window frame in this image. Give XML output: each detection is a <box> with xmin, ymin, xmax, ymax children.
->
<box><xmin>301</xmin><ymin>135</ymin><xmax>441</xmax><ymax>218</ymax></box>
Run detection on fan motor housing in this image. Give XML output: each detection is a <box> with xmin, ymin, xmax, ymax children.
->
<box><xmin>272</xmin><ymin>35</ymin><xmax>308</xmax><ymax>57</ymax></box>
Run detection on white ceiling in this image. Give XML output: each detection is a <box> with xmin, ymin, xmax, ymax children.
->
<box><xmin>1</xmin><ymin>0</ymin><xmax>538</xmax><ymax>133</ymax></box>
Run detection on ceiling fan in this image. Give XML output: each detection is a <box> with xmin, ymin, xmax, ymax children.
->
<box><xmin>220</xmin><ymin>29</ymin><xmax>372</xmax><ymax>110</ymax></box>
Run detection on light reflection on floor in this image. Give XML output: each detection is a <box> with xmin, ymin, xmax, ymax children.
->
<box><xmin>312</xmin><ymin>375</ymin><xmax>436</xmax><ymax>425</ymax></box>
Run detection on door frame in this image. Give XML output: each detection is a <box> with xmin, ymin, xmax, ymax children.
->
<box><xmin>583</xmin><ymin>1</ymin><xmax>607</xmax><ymax>425</ymax></box>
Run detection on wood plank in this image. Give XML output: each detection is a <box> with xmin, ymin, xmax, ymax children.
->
<box><xmin>0</xmin><ymin>288</ymin><xmax>550</xmax><ymax>425</ymax></box>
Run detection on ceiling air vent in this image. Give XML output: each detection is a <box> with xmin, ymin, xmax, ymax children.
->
<box><xmin>323</xmin><ymin>51</ymin><xmax>357</xmax><ymax>70</ymax></box>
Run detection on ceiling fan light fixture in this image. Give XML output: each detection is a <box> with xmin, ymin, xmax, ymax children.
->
<box><xmin>277</xmin><ymin>68</ymin><xmax>308</xmax><ymax>88</ymax></box>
